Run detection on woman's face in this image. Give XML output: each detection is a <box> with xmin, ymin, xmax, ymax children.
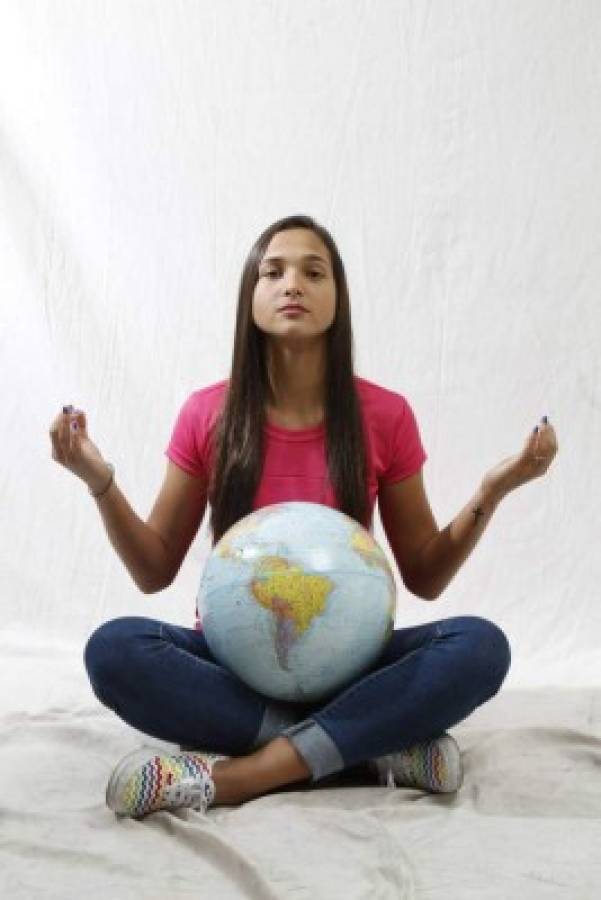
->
<box><xmin>252</xmin><ymin>229</ymin><xmax>336</xmax><ymax>344</ymax></box>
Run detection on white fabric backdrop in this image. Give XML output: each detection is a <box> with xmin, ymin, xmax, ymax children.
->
<box><xmin>2</xmin><ymin>5</ymin><xmax>601</xmax><ymax>899</ymax></box>
<box><xmin>1</xmin><ymin>0</ymin><xmax>600</xmax><ymax>689</ymax></box>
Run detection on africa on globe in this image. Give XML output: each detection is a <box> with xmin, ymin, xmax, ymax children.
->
<box><xmin>197</xmin><ymin>501</ymin><xmax>397</xmax><ymax>703</ymax></box>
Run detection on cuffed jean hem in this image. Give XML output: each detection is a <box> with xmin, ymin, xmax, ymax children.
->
<box><xmin>281</xmin><ymin>718</ymin><xmax>345</xmax><ymax>783</ymax></box>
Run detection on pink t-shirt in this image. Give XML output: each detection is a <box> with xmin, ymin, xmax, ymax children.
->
<box><xmin>165</xmin><ymin>375</ymin><xmax>427</xmax><ymax>630</ymax></box>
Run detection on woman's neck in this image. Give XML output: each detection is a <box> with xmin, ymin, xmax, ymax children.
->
<box><xmin>265</xmin><ymin>342</ymin><xmax>326</xmax><ymax>420</ymax></box>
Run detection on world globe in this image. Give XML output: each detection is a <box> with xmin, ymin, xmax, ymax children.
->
<box><xmin>197</xmin><ymin>501</ymin><xmax>397</xmax><ymax>703</ymax></box>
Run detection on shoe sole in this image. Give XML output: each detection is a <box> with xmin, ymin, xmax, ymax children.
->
<box><xmin>434</xmin><ymin>734</ymin><xmax>463</xmax><ymax>793</ymax></box>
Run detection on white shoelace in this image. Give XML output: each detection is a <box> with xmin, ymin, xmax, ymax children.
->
<box><xmin>162</xmin><ymin>776</ymin><xmax>215</xmax><ymax>813</ymax></box>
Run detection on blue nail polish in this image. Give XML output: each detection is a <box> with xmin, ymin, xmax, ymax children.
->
<box><xmin>542</xmin><ymin>415</ymin><xmax>548</xmax><ymax>424</ymax></box>
<box><xmin>533</xmin><ymin>426</ymin><xmax>539</xmax><ymax>433</ymax></box>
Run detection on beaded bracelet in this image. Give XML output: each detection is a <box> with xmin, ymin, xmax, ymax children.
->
<box><xmin>89</xmin><ymin>463</ymin><xmax>115</xmax><ymax>499</ymax></box>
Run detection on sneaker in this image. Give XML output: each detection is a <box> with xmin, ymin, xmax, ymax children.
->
<box><xmin>106</xmin><ymin>746</ymin><xmax>229</xmax><ymax>818</ymax></box>
<box><xmin>369</xmin><ymin>733</ymin><xmax>463</xmax><ymax>794</ymax></box>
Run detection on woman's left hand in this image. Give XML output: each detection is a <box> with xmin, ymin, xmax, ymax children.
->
<box><xmin>482</xmin><ymin>416</ymin><xmax>559</xmax><ymax>501</ymax></box>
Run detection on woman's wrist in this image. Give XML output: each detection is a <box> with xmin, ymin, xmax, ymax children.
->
<box><xmin>88</xmin><ymin>462</ymin><xmax>115</xmax><ymax>498</ymax></box>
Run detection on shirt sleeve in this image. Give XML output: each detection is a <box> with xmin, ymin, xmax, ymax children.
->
<box><xmin>379</xmin><ymin>396</ymin><xmax>427</xmax><ymax>485</ymax></box>
<box><xmin>164</xmin><ymin>393</ymin><xmax>208</xmax><ymax>479</ymax></box>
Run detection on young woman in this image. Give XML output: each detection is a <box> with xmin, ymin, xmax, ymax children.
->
<box><xmin>49</xmin><ymin>214</ymin><xmax>558</xmax><ymax>819</ymax></box>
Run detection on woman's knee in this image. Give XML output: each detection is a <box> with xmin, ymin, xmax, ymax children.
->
<box><xmin>83</xmin><ymin>616</ymin><xmax>147</xmax><ymax>705</ymax></box>
<box><xmin>457</xmin><ymin>615</ymin><xmax>512</xmax><ymax>695</ymax></box>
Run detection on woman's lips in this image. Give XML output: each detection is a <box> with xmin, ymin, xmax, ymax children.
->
<box><xmin>279</xmin><ymin>305</ymin><xmax>307</xmax><ymax>314</ymax></box>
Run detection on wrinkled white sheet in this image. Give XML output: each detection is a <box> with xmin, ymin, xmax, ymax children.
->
<box><xmin>1</xmin><ymin>637</ymin><xmax>599</xmax><ymax>899</ymax></box>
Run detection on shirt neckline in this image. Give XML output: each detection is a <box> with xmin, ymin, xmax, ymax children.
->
<box><xmin>264</xmin><ymin>420</ymin><xmax>325</xmax><ymax>441</ymax></box>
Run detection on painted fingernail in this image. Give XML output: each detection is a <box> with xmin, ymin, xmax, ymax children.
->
<box><xmin>542</xmin><ymin>415</ymin><xmax>548</xmax><ymax>424</ymax></box>
<box><xmin>71</xmin><ymin>421</ymin><xmax>78</xmax><ymax>430</ymax></box>
<box><xmin>533</xmin><ymin>426</ymin><xmax>539</xmax><ymax>433</ymax></box>
<box><xmin>62</xmin><ymin>405</ymin><xmax>73</xmax><ymax>414</ymax></box>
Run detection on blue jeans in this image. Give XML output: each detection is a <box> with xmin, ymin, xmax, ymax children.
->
<box><xmin>84</xmin><ymin>614</ymin><xmax>511</xmax><ymax>783</ymax></box>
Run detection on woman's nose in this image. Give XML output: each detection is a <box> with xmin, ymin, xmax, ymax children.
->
<box><xmin>284</xmin><ymin>272</ymin><xmax>302</xmax><ymax>293</ymax></box>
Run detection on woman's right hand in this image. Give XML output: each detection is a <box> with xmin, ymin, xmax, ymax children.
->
<box><xmin>49</xmin><ymin>405</ymin><xmax>111</xmax><ymax>492</ymax></box>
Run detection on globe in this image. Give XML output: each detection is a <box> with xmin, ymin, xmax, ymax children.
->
<box><xmin>197</xmin><ymin>501</ymin><xmax>397</xmax><ymax>703</ymax></box>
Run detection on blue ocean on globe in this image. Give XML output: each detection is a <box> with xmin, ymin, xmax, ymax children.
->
<box><xmin>197</xmin><ymin>501</ymin><xmax>397</xmax><ymax>703</ymax></box>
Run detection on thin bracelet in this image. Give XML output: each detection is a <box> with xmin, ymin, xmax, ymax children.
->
<box><xmin>89</xmin><ymin>463</ymin><xmax>115</xmax><ymax>499</ymax></box>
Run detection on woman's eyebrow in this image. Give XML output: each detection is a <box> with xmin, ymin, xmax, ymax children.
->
<box><xmin>260</xmin><ymin>254</ymin><xmax>328</xmax><ymax>267</ymax></box>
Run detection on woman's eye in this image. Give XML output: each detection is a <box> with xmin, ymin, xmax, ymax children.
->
<box><xmin>262</xmin><ymin>270</ymin><xmax>323</xmax><ymax>279</ymax></box>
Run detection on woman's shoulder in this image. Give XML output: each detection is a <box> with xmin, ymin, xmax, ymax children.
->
<box><xmin>354</xmin><ymin>376</ymin><xmax>426</xmax><ymax>478</ymax></box>
<box><xmin>180</xmin><ymin>378</ymin><xmax>229</xmax><ymax>415</ymax></box>
<box><xmin>353</xmin><ymin>375</ymin><xmax>414</xmax><ymax>413</ymax></box>
<box><xmin>170</xmin><ymin>379</ymin><xmax>229</xmax><ymax>439</ymax></box>
<box><xmin>188</xmin><ymin>378</ymin><xmax>229</xmax><ymax>401</ymax></box>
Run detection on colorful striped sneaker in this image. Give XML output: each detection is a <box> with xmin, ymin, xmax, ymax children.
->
<box><xmin>369</xmin><ymin>733</ymin><xmax>463</xmax><ymax>794</ymax></box>
<box><xmin>106</xmin><ymin>746</ymin><xmax>230</xmax><ymax>818</ymax></box>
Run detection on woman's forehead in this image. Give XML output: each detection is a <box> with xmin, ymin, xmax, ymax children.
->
<box><xmin>262</xmin><ymin>231</ymin><xmax>330</xmax><ymax>266</ymax></box>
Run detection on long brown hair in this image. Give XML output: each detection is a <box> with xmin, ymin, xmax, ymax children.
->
<box><xmin>207</xmin><ymin>214</ymin><xmax>369</xmax><ymax>546</ymax></box>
